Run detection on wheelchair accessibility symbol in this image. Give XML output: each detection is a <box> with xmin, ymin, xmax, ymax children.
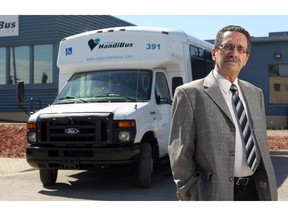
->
<box><xmin>65</xmin><ymin>47</ymin><xmax>72</xmax><ymax>56</ymax></box>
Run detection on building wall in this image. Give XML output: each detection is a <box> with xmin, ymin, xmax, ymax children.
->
<box><xmin>0</xmin><ymin>15</ymin><xmax>134</xmax><ymax>122</ymax></box>
<box><xmin>240</xmin><ymin>37</ymin><xmax>288</xmax><ymax>129</ymax></box>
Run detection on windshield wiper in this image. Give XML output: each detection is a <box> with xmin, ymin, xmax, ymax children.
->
<box><xmin>57</xmin><ymin>96</ymin><xmax>88</xmax><ymax>103</ymax></box>
<box><xmin>106</xmin><ymin>94</ymin><xmax>137</xmax><ymax>102</ymax></box>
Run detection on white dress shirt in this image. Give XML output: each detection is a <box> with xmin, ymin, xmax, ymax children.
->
<box><xmin>213</xmin><ymin>70</ymin><xmax>254</xmax><ymax>177</ymax></box>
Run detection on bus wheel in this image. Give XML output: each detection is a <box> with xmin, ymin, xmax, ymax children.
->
<box><xmin>39</xmin><ymin>169</ymin><xmax>58</xmax><ymax>186</ymax></box>
<box><xmin>137</xmin><ymin>142</ymin><xmax>152</xmax><ymax>188</ymax></box>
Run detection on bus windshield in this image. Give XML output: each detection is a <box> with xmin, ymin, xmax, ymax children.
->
<box><xmin>55</xmin><ymin>70</ymin><xmax>152</xmax><ymax>104</ymax></box>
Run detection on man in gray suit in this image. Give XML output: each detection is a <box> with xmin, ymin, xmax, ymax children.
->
<box><xmin>168</xmin><ymin>25</ymin><xmax>277</xmax><ymax>201</ymax></box>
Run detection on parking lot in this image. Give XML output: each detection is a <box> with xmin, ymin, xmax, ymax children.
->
<box><xmin>0</xmin><ymin>154</ymin><xmax>287</xmax><ymax>201</ymax></box>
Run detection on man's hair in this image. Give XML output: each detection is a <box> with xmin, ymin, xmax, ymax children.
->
<box><xmin>214</xmin><ymin>25</ymin><xmax>251</xmax><ymax>53</ymax></box>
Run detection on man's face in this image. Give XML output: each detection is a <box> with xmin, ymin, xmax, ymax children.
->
<box><xmin>212</xmin><ymin>31</ymin><xmax>249</xmax><ymax>82</ymax></box>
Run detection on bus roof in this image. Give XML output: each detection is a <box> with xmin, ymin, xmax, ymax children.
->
<box><xmin>57</xmin><ymin>26</ymin><xmax>213</xmax><ymax>72</ymax></box>
<box><xmin>63</xmin><ymin>26</ymin><xmax>213</xmax><ymax>49</ymax></box>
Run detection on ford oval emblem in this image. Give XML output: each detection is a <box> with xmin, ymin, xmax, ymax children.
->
<box><xmin>64</xmin><ymin>128</ymin><xmax>79</xmax><ymax>135</ymax></box>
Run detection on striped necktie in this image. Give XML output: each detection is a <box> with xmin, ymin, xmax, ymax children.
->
<box><xmin>230</xmin><ymin>84</ymin><xmax>257</xmax><ymax>172</ymax></box>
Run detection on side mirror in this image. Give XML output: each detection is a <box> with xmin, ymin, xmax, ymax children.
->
<box><xmin>16</xmin><ymin>81</ymin><xmax>31</xmax><ymax>116</ymax></box>
<box><xmin>155</xmin><ymin>94</ymin><xmax>161</xmax><ymax>104</ymax></box>
<box><xmin>17</xmin><ymin>81</ymin><xmax>25</xmax><ymax>104</ymax></box>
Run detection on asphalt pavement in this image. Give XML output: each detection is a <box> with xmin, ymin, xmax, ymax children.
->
<box><xmin>1</xmin><ymin>152</ymin><xmax>288</xmax><ymax>201</ymax></box>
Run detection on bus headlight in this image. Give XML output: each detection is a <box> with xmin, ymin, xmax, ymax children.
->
<box><xmin>27</xmin><ymin>122</ymin><xmax>36</xmax><ymax>144</ymax></box>
<box><xmin>118</xmin><ymin>131</ymin><xmax>131</xmax><ymax>142</ymax></box>
<box><xmin>115</xmin><ymin>120</ymin><xmax>136</xmax><ymax>143</ymax></box>
<box><xmin>27</xmin><ymin>131</ymin><xmax>36</xmax><ymax>143</ymax></box>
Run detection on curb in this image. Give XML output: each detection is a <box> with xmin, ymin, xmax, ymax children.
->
<box><xmin>269</xmin><ymin>150</ymin><xmax>288</xmax><ymax>156</ymax></box>
<box><xmin>0</xmin><ymin>157</ymin><xmax>34</xmax><ymax>177</ymax></box>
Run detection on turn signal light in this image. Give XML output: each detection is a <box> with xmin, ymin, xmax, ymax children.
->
<box><xmin>27</xmin><ymin>122</ymin><xmax>36</xmax><ymax>130</ymax></box>
<box><xmin>117</xmin><ymin>120</ymin><xmax>136</xmax><ymax>128</ymax></box>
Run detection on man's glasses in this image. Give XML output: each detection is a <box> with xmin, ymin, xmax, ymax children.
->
<box><xmin>218</xmin><ymin>43</ymin><xmax>249</xmax><ymax>54</ymax></box>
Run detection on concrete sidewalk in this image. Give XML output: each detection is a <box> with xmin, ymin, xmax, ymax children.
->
<box><xmin>0</xmin><ymin>157</ymin><xmax>35</xmax><ymax>176</ymax></box>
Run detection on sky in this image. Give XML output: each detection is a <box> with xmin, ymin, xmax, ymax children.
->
<box><xmin>3</xmin><ymin>0</ymin><xmax>287</xmax><ymax>43</ymax></box>
<box><xmin>115</xmin><ymin>15</ymin><xmax>288</xmax><ymax>40</ymax></box>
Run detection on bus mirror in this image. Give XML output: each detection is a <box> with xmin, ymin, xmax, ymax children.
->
<box><xmin>17</xmin><ymin>81</ymin><xmax>25</xmax><ymax>104</ymax></box>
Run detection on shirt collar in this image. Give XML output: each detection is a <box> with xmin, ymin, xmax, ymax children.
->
<box><xmin>212</xmin><ymin>70</ymin><xmax>239</xmax><ymax>94</ymax></box>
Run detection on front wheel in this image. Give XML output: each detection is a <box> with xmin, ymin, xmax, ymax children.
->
<box><xmin>137</xmin><ymin>142</ymin><xmax>153</xmax><ymax>188</ymax></box>
<box><xmin>39</xmin><ymin>169</ymin><xmax>58</xmax><ymax>186</ymax></box>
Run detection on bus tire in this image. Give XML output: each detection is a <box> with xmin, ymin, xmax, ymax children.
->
<box><xmin>137</xmin><ymin>142</ymin><xmax>152</xmax><ymax>188</ymax></box>
<box><xmin>40</xmin><ymin>169</ymin><xmax>58</xmax><ymax>186</ymax></box>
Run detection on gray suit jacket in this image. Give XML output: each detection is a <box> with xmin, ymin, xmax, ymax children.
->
<box><xmin>168</xmin><ymin>72</ymin><xmax>278</xmax><ymax>201</ymax></box>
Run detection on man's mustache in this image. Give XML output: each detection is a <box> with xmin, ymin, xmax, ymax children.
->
<box><xmin>224</xmin><ymin>56</ymin><xmax>240</xmax><ymax>64</ymax></box>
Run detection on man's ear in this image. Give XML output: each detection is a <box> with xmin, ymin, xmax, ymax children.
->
<box><xmin>212</xmin><ymin>47</ymin><xmax>216</xmax><ymax>61</ymax></box>
<box><xmin>243</xmin><ymin>53</ymin><xmax>250</xmax><ymax>66</ymax></box>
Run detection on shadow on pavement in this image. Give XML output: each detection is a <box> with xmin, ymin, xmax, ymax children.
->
<box><xmin>38</xmin><ymin>162</ymin><xmax>177</xmax><ymax>201</ymax></box>
<box><xmin>37</xmin><ymin>156</ymin><xmax>287</xmax><ymax>201</ymax></box>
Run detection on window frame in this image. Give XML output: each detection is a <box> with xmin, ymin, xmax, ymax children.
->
<box><xmin>268</xmin><ymin>63</ymin><xmax>288</xmax><ymax>105</ymax></box>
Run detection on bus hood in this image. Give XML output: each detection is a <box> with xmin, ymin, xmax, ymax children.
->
<box><xmin>28</xmin><ymin>102</ymin><xmax>148</xmax><ymax>122</ymax></box>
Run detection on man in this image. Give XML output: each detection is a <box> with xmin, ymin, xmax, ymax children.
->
<box><xmin>168</xmin><ymin>25</ymin><xmax>277</xmax><ymax>201</ymax></box>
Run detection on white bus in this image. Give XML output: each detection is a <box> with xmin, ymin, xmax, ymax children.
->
<box><xmin>23</xmin><ymin>26</ymin><xmax>214</xmax><ymax>188</ymax></box>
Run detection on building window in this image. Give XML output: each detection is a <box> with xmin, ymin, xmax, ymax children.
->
<box><xmin>34</xmin><ymin>44</ymin><xmax>53</xmax><ymax>84</ymax></box>
<box><xmin>0</xmin><ymin>47</ymin><xmax>6</xmax><ymax>85</ymax></box>
<box><xmin>2</xmin><ymin>44</ymin><xmax>53</xmax><ymax>85</ymax></box>
<box><xmin>269</xmin><ymin>64</ymin><xmax>288</xmax><ymax>104</ymax></box>
<box><xmin>10</xmin><ymin>46</ymin><xmax>29</xmax><ymax>84</ymax></box>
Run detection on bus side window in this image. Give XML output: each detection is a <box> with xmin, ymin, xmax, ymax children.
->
<box><xmin>204</xmin><ymin>50</ymin><xmax>214</xmax><ymax>74</ymax></box>
<box><xmin>190</xmin><ymin>45</ymin><xmax>214</xmax><ymax>80</ymax></box>
<box><xmin>172</xmin><ymin>77</ymin><xmax>183</xmax><ymax>96</ymax></box>
<box><xmin>155</xmin><ymin>72</ymin><xmax>172</xmax><ymax>105</ymax></box>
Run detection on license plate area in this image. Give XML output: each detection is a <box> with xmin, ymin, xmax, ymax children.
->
<box><xmin>61</xmin><ymin>158</ymin><xmax>80</xmax><ymax>169</ymax></box>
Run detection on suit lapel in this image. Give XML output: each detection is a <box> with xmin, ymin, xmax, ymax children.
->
<box><xmin>203</xmin><ymin>72</ymin><xmax>234</xmax><ymax>123</ymax></box>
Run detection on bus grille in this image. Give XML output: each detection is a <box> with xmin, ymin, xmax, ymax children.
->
<box><xmin>36</xmin><ymin>113</ymin><xmax>113</xmax><ymax>146</ymax></box>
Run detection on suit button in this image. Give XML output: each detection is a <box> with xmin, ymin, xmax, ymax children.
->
<box><xmin>229</xmin><ymin>177</ymin><xmax>234</xmax><ymax>182</ymax></box>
